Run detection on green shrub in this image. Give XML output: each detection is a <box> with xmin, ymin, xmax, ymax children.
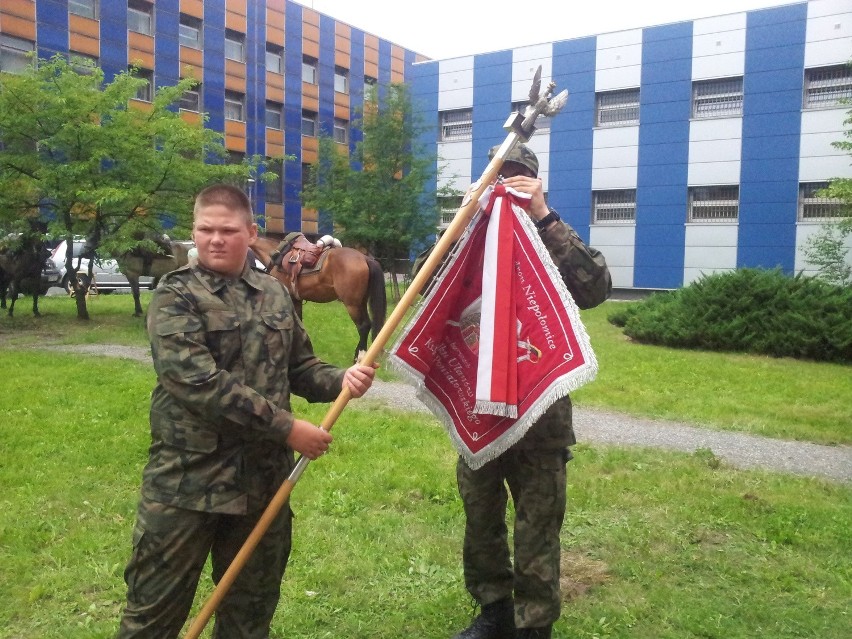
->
<box><xmin>607</xmin><ymin>269</ymin><xmax>852</xmax><ymax>363</ymax></box>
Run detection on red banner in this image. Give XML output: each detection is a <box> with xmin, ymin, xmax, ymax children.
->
<box><xmin>389</xmin><ymin>185</ymin><xmax>597</xmax><ymax>469</ymax></box>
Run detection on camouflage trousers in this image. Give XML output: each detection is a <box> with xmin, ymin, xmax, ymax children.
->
<box><xmin>116</xmin><ymin>498</ymin><xmax>293</xmax><ymax>639</ymax></box>
<box><xmin>456</xmin><ymin>447</ymin><xmax>570</xmax><ymax>628</ymax></box>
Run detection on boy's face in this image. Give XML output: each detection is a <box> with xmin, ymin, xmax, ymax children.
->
<box><xmin>192</xmin><ymin>204</ymin><xmax>257</xmax><ymax>279</ymax></box>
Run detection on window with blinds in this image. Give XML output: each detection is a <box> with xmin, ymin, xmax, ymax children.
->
<box><xmin>439</xmin><ymin>109</ymin><xmax>473</xmax><ymax>142</ymax></box>
<box><xmin>692</xmin><ymin>78</ymin><xmax>743</xmax><ymax>118</ymax></box>
<box><xmin>595</xmin><ymin>89</ymin><xmax>640</xmax><ymax>127</ymax></box>
<box><xmin>593</xmin><ymin>190</ymin><xmax>637</xmax><ymax>223</ymax></box>
<box><xmin>688</xmin><ymin>185</ymin><xmax>739</xmax><ymax>222</ymax></box>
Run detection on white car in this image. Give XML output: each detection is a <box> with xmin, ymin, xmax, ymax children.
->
<box><xmin>49</xmin><ymin>240</ymin><xmax>154</xmax><ymax>293</ymax></box>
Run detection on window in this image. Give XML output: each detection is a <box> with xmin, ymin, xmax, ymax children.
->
<box><xmin>440</xmin><ymin>109</ymin><xmax>473</xmax><ymax>142</ymax></box>
<box><xmin>804</xmin><ymin>65</ymin><xmax>852</xmax><ymax>109</ymax></box>
<box><xmin>179</xmin><ymin>14</ymin><xmax>203</xmax><ymax>49</ymax></box>
<box><xmin>688</xmin><ymin>185</ymin><xmax>739</xmax><ymax>222</ymax></box>
<box><xmin>133</xmin><ymin>68</ymin><xmax>153</xmax><ymax>101</ymax></box>
<box><xmin>265</xmin><ymin>101</ymin><xmax>283</xmax><ymax>129</ymax></box>
<box><xmin>265</xmin><ymin>159</ymin><xmax>283</xmax><ymax>204</ymax></box>
<box><xmin>0</xmin><ymin>35</ymin><xmax>35</xmax><ymax>74</ymax></box>
<box><xmin>595</xmin><ymin>88</ymin><xmax>640</xmax><ymax>127</ymax></box>
<box><xmin>128</xmin><ymin>0</ymin><xmax>153</xmax><ymax>35</ymax></box>
<box><xmin>302</xmin><ymin>162</ymin><xmax>313</xmax><ymax>196</ymax></box>
<box><xmin>511</xmin><ymin>100</ymin><xmax>551</xmax><ymax>130</ymax></box>
<box><xmin>224</xmin><ymin>29</ymin><xmax>245</xmax><ymax>62</ymax></box>
<box><xmin>180</xmin><ymin>86</ymin><xmax>201</xmax><ymax>112</ymax></box>
<box><xmin>302</xmin><ymin>56</ymin><xmax>317</xmax><ymax>84</ymax></box>
<box><xmin>225</xmin><ymin>91</ymin><xmax>244</xmax><ymax>121</ymax></box>
<box><xmin>266</xmin><ymin>45</ymin><xmax>283</xmax><ymax>74</ymax></box>
<box><xmin>593</xmin><ymin>190</ymin><xmax>636</xmax><ymax>223</ymax></box>
<box><xmin>334</xmin><ymin>66</ymin><xmax>349</xmax><ymax>94</ymax></box>
<box><xmin>364</xmin><ymin>75</ymin><xmax>377</xmax><ymax>96</ymax></box>
<box><xmin>333</xmin><ymin>118</ymin><xmax>349</xmax><ymax>144</ymax></box>
<box><xmin>439</xmin><ymin>196</ymin><xmax>463</xmax><ymax>227</ymax></box>
<box><xmin>692</xmin><ymin>78</ymin><xmax>743</xmax><ymax>118</ymax></box>
<box><xmin>69</xmin><ymin>0</ymin><xmax>97</xmax><ymax>19</ymax></box>
<box><xmin>302</xmin><ymin>110</ymin><xmax>317</xmax><ymax>136</ymax></box>
<box><xmin>799</xmin><ymin>182</ymin><xmax>848</xmax><ymax>221</ymax></box>
<box><xmin>70</xmin><ymin>53</ymin><xmax>98</xmax><ymax>75</ymax></box>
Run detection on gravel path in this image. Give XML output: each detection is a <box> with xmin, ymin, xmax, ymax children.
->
<box><xmin>45</xmin><ymin>344</ymin><xmax>852</xmax><ymax>484</ymax></box>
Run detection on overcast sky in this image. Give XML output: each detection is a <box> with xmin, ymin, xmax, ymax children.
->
<box><xmin>295</xmin><ymin>0</ymin><xmax>797</xmax><ymax>60</ymax></box>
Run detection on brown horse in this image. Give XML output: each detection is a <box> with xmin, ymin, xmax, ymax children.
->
<box><xmin>117</xmin><ymin>240</ymin><xmax>192</xmax><ymax>317</ymax></box>
<box><xmin>251</xmin><ymin>235</ymin><xmax>387</xmax><ymax>362</ymax></box>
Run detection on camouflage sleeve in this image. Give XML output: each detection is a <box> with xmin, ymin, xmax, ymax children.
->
<box><xmin>541</xmin><ymin>221</ymin><xmax>612</xmax><ymax>310</ymax></box>
<box><xmin>148</xmin><ymin>284</ymin><xmax>297</xmax><ymax>442</ymax></box>
<box><xmin>288</xmin><ymin>313</ymin><xmax>346</xmax><ymax>403</ymax></box>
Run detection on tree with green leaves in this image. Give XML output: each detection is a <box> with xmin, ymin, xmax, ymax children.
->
<box><xmin>302</xmin><ymin>83</ymin><xmax>451</xmax><ymax>298</ymax></box>
<box><xmin>0</xmin><ymin>55</ymin><xmax>272</xmax><ymax>319</ymax></box>
<box><xmin>803</xmin><ymin>104</ymin><xmax>852</xmax><ymax>286</ymax></box>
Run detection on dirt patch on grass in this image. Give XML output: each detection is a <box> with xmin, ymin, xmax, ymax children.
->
<box><xmin>560</xmin><ymin>551</ymin><xmax>610</xmax><ymax>601</ymax></box>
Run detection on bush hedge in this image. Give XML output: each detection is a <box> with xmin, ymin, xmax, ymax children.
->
<box><xmin>607</xmin><ymin>269</ymin><xmax>852</xmax><ymax>363</ymax></box>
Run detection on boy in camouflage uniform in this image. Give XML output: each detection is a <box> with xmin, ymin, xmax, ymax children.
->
<box><xmin>443</xmin><ymin>145</ymin><xmax>612</xmax><ymax>639</ymax></box>
<box><xmin>116</xmin><ymin>184</ymin><xmax>376</xmax><ymax>638</ymax></box>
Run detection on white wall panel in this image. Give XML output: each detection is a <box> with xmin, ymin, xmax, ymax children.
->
<box><xmin>795</xmin><ymin>221</ymin><xmax>852</xmax><ymax>275</ymax></box>
<box><xmin>591</xmin><ymin>166</ymin><xmax>640</xmax><ymax>190</ymax></box>
<box><xmin>595</xmin><ymin>29</ymin><xmax>642</xmax><ymax>91</ymax></box>
<box><xmin>692</xmin><ymin>14</ymin><xmax>746</xmax><ymax>79</ymax></box>
<box><xmin>688</xmin><ymin>117</ymin><xmax>742</xmax><ymax>185</ymax></box>
<box><xmin>437</xmin><ymin>141</ymin><xmax>472</xmax><ymax>190</ymax></box>
<box><xmin>438</xmin><ymin>57</ymin><xmax>474</xmax><ymax>110</ymax></box>
<box><xmin>683</xmin><ymin>224</ymin><xmax>738</xmax><ymax>285</ymax></box>
<box><xmin>590</xmin><ymin>225</ymin><xmax>636</xmax><ymax>288</ymax></box>
<box><xmin>592</xmin><ymin>126</ymin><xmax>638</xmax><ymax>189</ymax></box>
<box><xmin>805</xmin><ymin>0</ymin><xmax>852</xmax><ymax>67</ymax></box>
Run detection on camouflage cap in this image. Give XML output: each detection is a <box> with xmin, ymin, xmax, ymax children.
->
<box><xmin>488</xmin><ymin>143</ymin><xmax>539</xmax><ymax>177</ymax></box>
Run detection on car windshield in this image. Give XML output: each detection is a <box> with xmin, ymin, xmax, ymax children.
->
<box><xmin>72</xmin><ymin>242</ymin><xmax>87</xmax><ymax>257</ymax></box>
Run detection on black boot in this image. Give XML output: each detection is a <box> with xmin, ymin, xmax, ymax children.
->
<box><xmin>452</xmin><ymin>598</ymin><xmax>516</xmax><ymax>639</ymax></box>
<box><xmin>516</xmin><ymin>625</ymin><xmax>552</xmax><ymax>639</ymax></box>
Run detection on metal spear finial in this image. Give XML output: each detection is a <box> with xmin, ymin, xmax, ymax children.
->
<box><xmin>503</xmin><ymin>65</ymin><xmax>569</xmax><ymax>142</ymax></box>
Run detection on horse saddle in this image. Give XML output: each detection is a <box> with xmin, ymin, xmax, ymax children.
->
<box><xmin>270</xmin><ymin>233</ymin><xmax>333</xmax><ymax>298</ymax></box>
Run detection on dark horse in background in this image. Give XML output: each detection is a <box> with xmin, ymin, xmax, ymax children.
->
<box><xmin>251</xmin><ymin>235</ymin><xmax>387</xmax><ymax>362</ymax></box>
<box><xmin>0</xmin><ymin>223</ymin><xmax>50</xmax><ymax>318</ymax></box>
<box><xmin>116</xmin><ymin>235</ymin><xmax>192</xmax><ymax>316</ymax></box>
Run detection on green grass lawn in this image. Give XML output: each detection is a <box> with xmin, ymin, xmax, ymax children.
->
<box><xmin>0</xmin><ymin>291</ymin><xmax>849</xmax><ymax>638</ymax></box>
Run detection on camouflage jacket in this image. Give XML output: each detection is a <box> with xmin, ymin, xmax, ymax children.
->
<box><xmin>413</xmin><ymin>218</ymin><xmax>611</xmax><ymax>450</ymax></box>
<box><xmin>141</xmin><ymin>261</ymin><xmax>345</xmax><ymax>514</ymax></box>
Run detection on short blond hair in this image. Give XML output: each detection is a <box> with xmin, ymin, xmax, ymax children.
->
<box><xmin>193</xmin><ymin>184</ymin><xmax>254</xmax><ymax>226</ymax></box>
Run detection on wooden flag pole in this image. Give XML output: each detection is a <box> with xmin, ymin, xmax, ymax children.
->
<box><xmin>182</xmin><ymin>66</ymin><xmax>567</xmax><ymax>639</ymax></box>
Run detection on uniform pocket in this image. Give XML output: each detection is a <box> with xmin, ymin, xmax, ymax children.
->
<box><xmin>158</xmin><ymin>421</ymin><xmax>219</xmax><ymax>453</ymax></box>
<box><xmin>261</xmin><ymin>312</ymin><xmax>294</xmax><ymax>364</ymax></box>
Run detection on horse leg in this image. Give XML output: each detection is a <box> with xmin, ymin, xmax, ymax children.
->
<box><xmin>31</xmin><ymin>291</ymin><xmax>40</xmax><ymax>317</ymax></box>
<box><xmin>346</xmin><ymin>302</ymin><xmax>372</xmax><ymax>363</ymax></box>
<box><xmin>7</xmin><ymin>281</ymin><xmax>18</xmax><ymax>317</ymax></box>
<box><xmin>130</xmin><ymin>276</ymin><xmax>143</xmax><ymax>317</ymax></box>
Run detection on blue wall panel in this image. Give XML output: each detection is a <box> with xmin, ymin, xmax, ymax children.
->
<box><xmin>202</xmin><ymin>6</ymin><xmax>225</xmax><ymax>136</ymax></box>
<box><xmin>472</xmin><ymin>50</ymin><xmax>513</xmax><ymax>177</ymax></box>
<box><xmin>634</xmin><ymin>22</ymin><xmax>693</xmax><ymax>289</ymax></box>
<box><xmin>409</xmin><ymin>60</ymin><xmax>439</xmax><ymax>250</ymax></box>
<box><xmin>99</xmin><ymin>1</ymin><xmax>127</xmax><ymax>81</ymax></box>
<box><xmin>153</xmin><ymin>0</ymin><xmax>179</xmax><ymax>88</ymax></box>
<box><xmin>317</xmin><ymin>14</ymin><xmax>335</xmax><ymax>140</ymax></box>
<box><xmin>349</xmin><ymin>29</ymin><xmax>366</xmax><ymax>154</ymax></box>
<box><xmin>550</xmin><ymin>36</ymin><xmax>596</xmax><ymax>243</ymax></box>
<box><xmin>738</xmin><ymin>4</ymin><xmax>807</xmax><ymax>272</ymax></box>
<box><xmin>283</xmin><ymin>1</ymin><xmax>304</xmax><ymax>231</ymax></box>
<box><xmin>36</xmin><ymin>0</ymin><xmax>68</xmax><ymax>58</ymax></box>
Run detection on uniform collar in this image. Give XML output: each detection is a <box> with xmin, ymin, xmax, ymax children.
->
<box><xmin>193</xmin><ymin>261</ymin><xmax>265</xmax><ymax>294</ymax></box>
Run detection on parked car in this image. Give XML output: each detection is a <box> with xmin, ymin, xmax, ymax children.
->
<box><xmin>49</xmin><ymin>239</ymin><xmax>154</xmax><ymax>293</ymax></box>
